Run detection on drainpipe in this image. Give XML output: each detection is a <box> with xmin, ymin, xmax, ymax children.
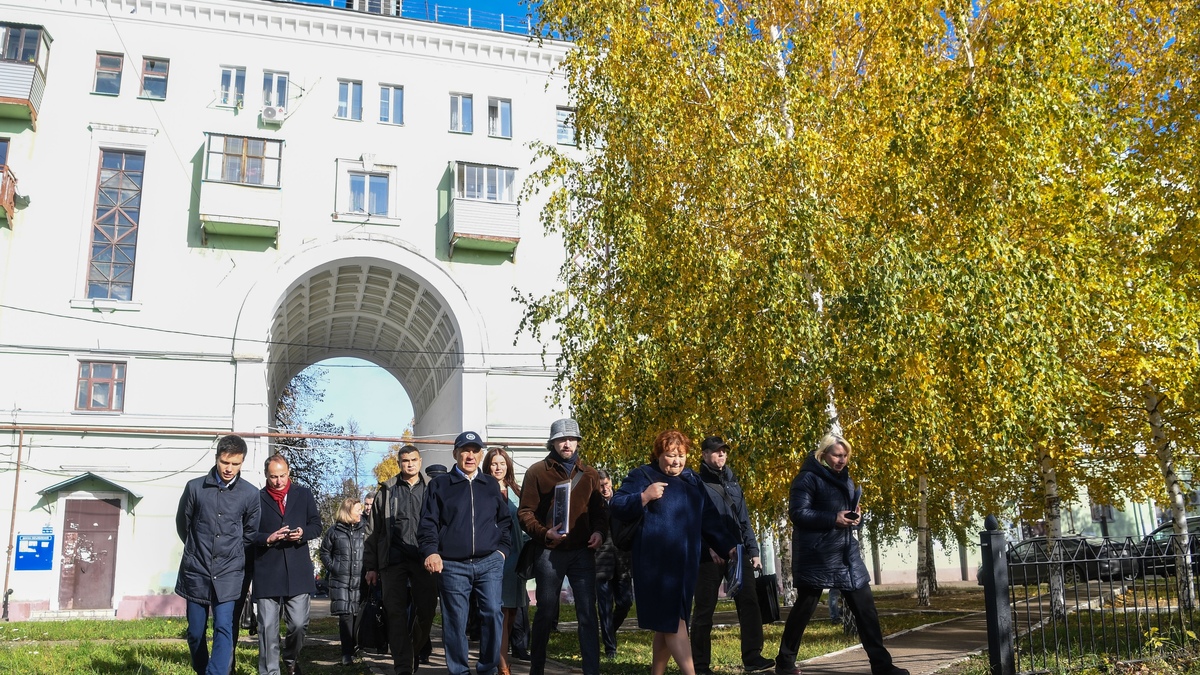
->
<box><xmin>2</xmin><ymin>428</ymin><xmax>23</xmax><ymax>621</ymax></box>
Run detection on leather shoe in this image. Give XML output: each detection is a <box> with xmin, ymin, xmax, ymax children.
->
<box><xmin>510</xmin><ymin>647</ymin><xmax>531</xmax><ymax>662</ymax></box>
<box><xmin>746</xmin><ymin>657</ymin><xmax>775</xmax><ymax>672</ymax></box>
<box><xmin>776</xmin><ymin>666</ymin><xmax>802</xmax><ymax>675</ymax></box>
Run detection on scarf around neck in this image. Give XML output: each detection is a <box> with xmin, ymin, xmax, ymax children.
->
<box><xmin>267</xmin><ymin>480</ymin><xmax>291</xmax><ymax>514</ymax></box>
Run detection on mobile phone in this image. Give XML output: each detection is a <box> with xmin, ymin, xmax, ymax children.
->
<box><xmin>845</xmin><ymin>512</ymin><xmax>860</xmax><ymax>521</ymax></box>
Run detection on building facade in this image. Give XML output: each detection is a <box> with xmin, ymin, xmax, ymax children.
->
<box><xmin>0</xmin><ymin>0</ymin><xmax>575</xmax><ymax>618</ymax></box>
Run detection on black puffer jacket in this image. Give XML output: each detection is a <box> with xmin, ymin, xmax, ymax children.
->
<box><xmin>789</xmin><ymin>452</ymin><xmax>869</xmax><ymax>591</ymax></box>
<box><xmin>174</xmin><ymin>469</ymin><xmax>261</xmax><ymax>605</ymax></box>
<box><xmin>321</xmin><ymin>520</ymin><xmax>366</xmax><ymax>615</ymax></box>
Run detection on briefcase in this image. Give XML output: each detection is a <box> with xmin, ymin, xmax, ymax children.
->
<box><xmin>756</xmin><ymin>573</ymin><xmax>781</xmax><ymax>624</ymax></box>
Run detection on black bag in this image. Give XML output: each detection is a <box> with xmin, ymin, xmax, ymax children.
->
<box><xmin>356</xmin><ymin>590</ymin><xmax>389</xmax><ymax>654</ymax></box>
<box><xmin>611</xmin><ymin>513</ymin><xmax>643</xmax><ymax>552</ymax></box>
<box><xmin>516</xmin><ymin>542</ymin><xmax>541</xmax><ymax>580</ymax></box>
<box><xmin>756</xmin><ymin>573</ymin><xmax>781</xmax><ymax>624</ymax></box>
<box><xmin>239</xmin><ymin>596</ymin><xmax>257</xmax><ymax>633</ymax></box>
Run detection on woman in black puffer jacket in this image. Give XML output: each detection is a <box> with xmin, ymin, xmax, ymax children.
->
<box><xmin>774</xmin><ymin>434</ymin><xmax>908</xmax><ymax>675</ymax></box>
<box><xmin>321</xmin><ymin>497</ymin><xmax>367</xmax><ymax>665</ymax></box>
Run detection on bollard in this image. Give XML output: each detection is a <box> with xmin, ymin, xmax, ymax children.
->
<box><xmin>981</xmin><ymin>515</ymin><xmax>1014</xmax><ymax>675</ymax></box>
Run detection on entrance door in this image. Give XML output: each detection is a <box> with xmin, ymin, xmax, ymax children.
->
<box><xmin>58</xmin><ymin>498</ymin><xmax>120</xmax><ymax>610</ymax></box>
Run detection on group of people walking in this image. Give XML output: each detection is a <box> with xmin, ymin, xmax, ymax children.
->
<box><xmin>175</xmin><ymin>424</ymin><xmax>910</xmax><ymax>675</ymax></box>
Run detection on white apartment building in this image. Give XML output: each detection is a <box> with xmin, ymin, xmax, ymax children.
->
<box><xmin>0</xmin><ymin>0</ymin><xmax>575</xmax><ymax>619</ymax></box>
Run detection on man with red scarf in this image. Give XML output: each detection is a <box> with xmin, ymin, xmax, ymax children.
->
<box><xmin>253</xmin><ymin>454</ymin><xmax>323</xmax><ymax>675</ymax></box>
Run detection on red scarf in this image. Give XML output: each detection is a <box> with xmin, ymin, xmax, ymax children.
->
<box><xmin>266</xmin><ymin>480</ymin><xmax>290</xmax><ymax>515</ymax></box>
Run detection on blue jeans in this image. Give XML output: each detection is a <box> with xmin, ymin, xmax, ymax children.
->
<box><xmin>530</xmin><ymin>547</ymin><xmax>600</xmax><ymax>675</ymax></box>
<box><xmin>439</xmin><ymin>552</ymin><xmax>505</xmax><ymax>675</ymax></box>
<box><xmin>186</xmin><ymin>599</ymin><xmax>235</xmax><ymax>675</ymax></box>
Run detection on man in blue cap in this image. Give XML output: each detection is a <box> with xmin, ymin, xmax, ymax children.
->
<box><xmin>418</xmin><ymin>431</ymin><xmax>512</xmax><ymax>675</ymax></box>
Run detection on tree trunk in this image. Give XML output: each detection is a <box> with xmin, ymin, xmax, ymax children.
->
<box><xmin>1040</xmin><ymin>446</ymin><xmax>1068</xmax><ymax>620</ymax></box>
<box><xmin>917</xmin><ymin>473</ymin><xmax>931</xmax><ymax>606</ymax></box>
<box><xmin>926</xmin><ymin>529</ymin><xmax>939</xmax><ymax>594</ymax></box>
<box><xmin>1146</xmin><ymin>386</ymin><xmax>1195</xmax><ymax>610</ymax></box>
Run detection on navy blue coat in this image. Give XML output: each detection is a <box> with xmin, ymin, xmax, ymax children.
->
<box><xmin>418</xmin><ymin>469</ymin><xmax>512</xmax><ymax>562</ymax></box>
<box><xmin>610</xmin><ymin>463</ymin><xmax>737</xmax><ymax>633</ymax></box>
<box><xmin>789</xmin><ymin>452</ymin><xmax>870</xmax><ymax>591</ymax></box>
<box><xmin>252</xmin><ymin>482</ymin><xmax>323</xmax><ymax>598</ymax></box>
<box><xmin>174</xmin><ymin>468</ymin><xmax>261</xmax><ymax>605</ymax></box>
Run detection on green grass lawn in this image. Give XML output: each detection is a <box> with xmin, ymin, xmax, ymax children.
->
<box><xmin>0</xmin><ymin>588</ymin><xmax>978</xmax><ymax>675</ymax></box>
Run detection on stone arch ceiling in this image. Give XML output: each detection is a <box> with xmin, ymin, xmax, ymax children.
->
<box><xmin>267</xmin><ymin>263</ymin><xmax>463</xmax><ymax>419</ymax></box>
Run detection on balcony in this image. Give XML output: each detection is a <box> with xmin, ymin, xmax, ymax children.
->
<box><xmin>449</xmin><ymin>197</ymin><xmax>519</xmax><ymax>256</ymax></box>
<box><xmin>0</xmin><ymin>24</ymin><xmax>51</xmax><ymax>129</ymax></box>
<box><xmin>198</xmin><ymin>180</ymin><xmax>281</xmax><ymax>245</ymax></box>
<box><xmin>0</xmin><ymin>164</ymin><xmax>15</xmax><ymax>223</ymax></box>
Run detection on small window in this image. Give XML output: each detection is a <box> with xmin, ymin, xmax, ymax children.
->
<box><xmin>76</xmin><ymin>361</ymin><xmax>126</xmax><ymax>412</ymax></box>
<box><xmin>337</xmin><ymin>80</ymin><xmax>363</xmax><ymax>121</ymax></box>
<box><xmin>456</xmin><ymin>163</ymin><xmax>516</xmax><ymax>203</ymax></box>
<box><xmin>1</xmin><ymin>25</ymin><xmax>40</xmax><ymax>63</ymax></box>
<box><xmin>219</xmin><ymin>66</ymin><xmax>246</xmax><ymax>107</ymax></box>
<box><xmin>349</xmin><ymin>173</ymin><xmax>389</xmax><ymax>215</ymax></box>
<box><xmin>380</xmin><ymin>85</ymin><xmax>404</xmax><ymax>125</ymax></box>
<box><xmin>450</xmin><ymin>93</ymin><xmax>473</xmax><ymax>134</ymax></box>
<box><xmin>556</xmin><ymin>107</ymin><xmax>576</xmax><ymax>146</ymax></box>
<box><xmin>140</xmin><ymin>57</ymin><xmax>169</xmax><ymax>99</ymax></box>
<box><xmin>93</xmin><ymin>53</ymin><xmax>123</xmax><ymax>96</ymax></box>
<box><xmin>263</xmin><ymin>70</ymin><xmax>289</xmax><ymax>110</ymax></box>
<box><xmin>488</xmin><ymin>97</ymin><xmax>512</xmax><ymax>139</ymax></box>
<box><xmin>0</xmin><ymin>138</ymin><xmax>8</xmax><ymax>166</ymax></box>
<box><xmin>205</xmin><ymin>134</ymin><xmax>283</xmax><ymax>187</ymax></box>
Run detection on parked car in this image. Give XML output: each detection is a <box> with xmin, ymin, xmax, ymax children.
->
<box><xmin>984</xmin><ymin>536</ymin><xmax>1135</xmax><ymax>586</ymax></box>
<box><xmin>1139</xmin><ymin>517</ymin><xmax>1200</xmax><ymax>577</ymax></box>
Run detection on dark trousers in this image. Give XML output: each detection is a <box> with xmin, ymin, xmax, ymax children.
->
<box><xmin>776</xmin><ymin>585</ymin><xmax>895</xmax><ymax>675</ymax></box>
<box><xmin>530</xmin><ymin>547</ymin><xmax>600</xmax><ymax>675</ymax></box>
<box><xmin>510</xmin><ymin>591</ymin><xmax>530</xmax><ymax>653</ymax></box>
<box><xmin>596</xmin><ymin>572</ymin><xmax>632</xmax><ymax>656</ymax></box>
<box><xmin>382</xmin><ymin>558</ymin><xmax>439</xmax><ymax>675</ymax></box>
<box><xmin>692</xmin><ymin>557</ymin><xmax>765</xmax><ymax>669</ymax></box>
<box><xmin>338</xmin><ymin>613</ymin><xmax>357</xmax><ymax>658</ymax></box>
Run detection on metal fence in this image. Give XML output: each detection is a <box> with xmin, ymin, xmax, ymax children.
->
<box><xmin>980</xmin><ymin>521</ymin><xmax>1200</xmax><ymax>675</ymax></box>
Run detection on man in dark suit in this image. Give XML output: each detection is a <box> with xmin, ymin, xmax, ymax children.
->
<box><xmin>253</xmin><ymin>454</ymin><xmax>323</xmax><ymax>675</ymax></box>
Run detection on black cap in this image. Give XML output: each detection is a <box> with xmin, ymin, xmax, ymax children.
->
<box><xmin>426</xmin><ymin>464</ymin><xmax>449</xmax><ymax>477</ymax></box>
<box><xmin>701</xmin><ymin>435</ymin><xmax>730</xmax><ymax>453</ymax></box>
<box><xmin>454</xmin><ymin>430</ymin><xmax>486</xmax><ymax>450</ymax></box>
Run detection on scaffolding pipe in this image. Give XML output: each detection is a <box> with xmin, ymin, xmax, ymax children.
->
<box><xmin>0</xmin><ymin>424</ymin><xmax>548</xmax><ymax>448</ymax></box>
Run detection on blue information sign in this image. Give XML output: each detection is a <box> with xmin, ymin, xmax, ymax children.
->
<box><xmin>15</xmin><ymin>533</ymin><xmax>55</xmax><ymax>571</ymax></box>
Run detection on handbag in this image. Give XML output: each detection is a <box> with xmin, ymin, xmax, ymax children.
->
<box><xmin>756</xmin><ymin>573</ymin><xmax>781</xmax><ymax>624</ymax></box>
<box><xmin>516</xmin><ymin>541</ymin><xmax>541</xmax><ymax>580</ymax></box>
<box><xmin>355</xmin><ymin>588</ymin><xmax>389</xmax><ymax>654</ymax></box>
<box><xmin>611</xmin><ymin>512</ymin><xmax>642</xmax><ymax>552</ymax></box>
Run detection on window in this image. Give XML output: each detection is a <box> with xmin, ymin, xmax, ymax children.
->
<box><xmin>219</xmin><ymin>66</ymin><xmax>246</xmax><ymax>107</ymax></box>
<box><xmin>380</xmin><ymin>85</ymin><xmax>404</xmax><ymax>125</ymax></box>
<box><xmin>337</xmin><ymin>80</ymin><xmax>363</xmax><ymax>120</ymax></box>
<box><xmin>456</xmin><ymin>163</ymin><xmax>516</xmax><ymax>203</ymax></box>
<box><xmin>0</xmin><ymin>138</ymin><xmax>8</xmax><ymax>166</ymax></box>
<box><xmin>556</xmin><ymin>107</ymin><xmax>576</xmax><ymax>145</ymax></box>
<box><xmin>450</xmin><ymin>93</ymin><xmax>473</xmax><ymax>133</ymax></box>
<box><xmin>87</xmin><ymin>150</ymin><xmax>144</xmax><ymax>301</ymax></box>
<box><xmin>140</xmin><ymin>57</ymin><xmax>169</xmax><ymax>99</ymax></box>
<box><xmin>488</xmin><ymin>97</ymin><xmax>512</xmax><ymax>138</ymax></box>
<box><xmin>76</xmin><ymin>361</ymin><xmax>126</xmax><ymax>412</ymax></box>
<box><xmin>205</xmin><ymin>134</ymin><xmax>282</xmax><ymax>187</ymax></box>
<box><xmin>350</xmin><ymin>173</ymin><xmax>389</xmax><ymax>215</ymax></box>
<box><xmin>1</xmin><ymin>25</ymin><xmax>40</xmax><ymax>63</ymax></box>
<box><xmin>93</xmin><ymin>53</ymin><xmax>122</xmax><ymax>95</ymax></box>
<box><xmin>263</xmin><ymin>70</ymin><xmax>289</xmax><ymax>110</ymax></box>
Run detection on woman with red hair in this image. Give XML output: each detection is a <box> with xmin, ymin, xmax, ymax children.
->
<box><xmin>610</xmin><ymin>430</ymin><xmax>738</xmax><ymax>675</ymax></box>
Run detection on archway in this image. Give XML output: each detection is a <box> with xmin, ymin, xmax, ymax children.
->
<box><xmin>232</xmin><ymin>235</ymin><xmax>488</xmax><ymax>469</ymax></box>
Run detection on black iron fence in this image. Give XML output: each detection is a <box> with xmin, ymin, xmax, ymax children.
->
<box><xmin>980</xmin><ymin>519</ymin><xmax>1200</xmax><ymax>675</ymax></box>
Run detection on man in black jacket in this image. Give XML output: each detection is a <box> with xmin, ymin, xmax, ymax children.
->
<box><xmin>691</xmin><ymin>436</ymin><xmax>774</xmax><ymax>675</ymax></box>
<box><xmin>365</xmin><ymin>444</ymin><xmax>437</xmax><ymax>675</ymax></box>
<box><xmin>175</xmin><ymin>435</ymin><xmax>260</xmax><ymax>675</ymax></box>
<box><xmin>252</xmin><ymin>454</ymin><xmax>323</xmax><ymax>675</ymax></box>
<box><xmin>418</xmin><ymin>431</ymin><xmax>511</xmax><ymax>675</ymax></box>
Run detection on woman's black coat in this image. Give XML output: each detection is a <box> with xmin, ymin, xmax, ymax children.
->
<box><xmin>320</xmin><ymin>520</ymin><xmax>365</xmax><ymax>616</ymax></box>
<box><xmin>789</xmin><ymin>451</ymin><xmax>871</xmax><ymax>591</ymax></box>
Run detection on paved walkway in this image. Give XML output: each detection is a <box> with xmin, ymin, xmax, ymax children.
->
<box><xmin>322</xmin><ymin>599</ymin><xmax>989</xmax><ymax>675</ymax></box>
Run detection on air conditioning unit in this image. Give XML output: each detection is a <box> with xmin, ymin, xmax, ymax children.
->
<box><xmin>261</xmin><ymin>106</ymin><xmax>286</xmax><ymax>124</ymax></box>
